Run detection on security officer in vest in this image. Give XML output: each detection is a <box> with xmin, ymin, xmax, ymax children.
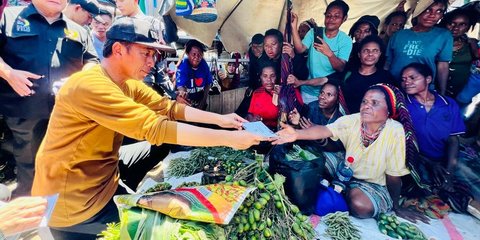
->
<box><xmin>0</xmin><ymin>0</ymin><xmax>99</xmax><ymax>197</ymax></box>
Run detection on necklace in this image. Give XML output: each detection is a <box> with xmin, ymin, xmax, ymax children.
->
<box><xmin>361</xmin><ymin>122</ymin><xmax>386</xmax><ymax>147</ymax></box>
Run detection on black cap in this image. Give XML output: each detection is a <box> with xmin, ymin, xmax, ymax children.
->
<box><xmin>349</xmin><ymin>15</ymin><xmax>380</xmax><ymax>37</ymax></box>
<box><xmin>250</xmin><ymin>33</ymin><xmax>264</xmax><ymax>45</ymax></box>
<box><xmin>70</xmin><ymin>0</ymin><xmax>107</xmax><ymax>23</ymax></box>
<box><xmin>357</xmin><ymin>15</ymin><xmax>380</xmax><ymax>29</ymax></box>
<box><xmin>106</xmin><ymin>17</ymin><xmax>174</xmax><ymax>52</ymax></box>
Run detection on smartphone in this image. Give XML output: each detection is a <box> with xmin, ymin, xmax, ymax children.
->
<box><xmin>314</xmin><ymin>27</ymin><xmax>323</xmax><ymax>44</ymax></box>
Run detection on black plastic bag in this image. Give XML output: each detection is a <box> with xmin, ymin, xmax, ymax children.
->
<box><xmin>267</xmin><ymin>144</ymin><xmax>325</xmax><ymax>214</ymax></box>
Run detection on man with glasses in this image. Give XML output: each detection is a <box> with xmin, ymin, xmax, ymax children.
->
<box><xmin>31</xmin><ymin>17</ymin><xmax>265</xmax><ymax>240</ymax></box>
<box><xmin>90</xmin><ymin>11</ymin><xmax>113</xmax><ymax>60</ymax></box>
<box><xmin>289</xmin><ymin>0</ymin><xmax>352</xmax><ymax>104</ymax></box>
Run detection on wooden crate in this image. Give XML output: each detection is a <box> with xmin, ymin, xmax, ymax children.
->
<box><xmin>207</xmin><ymin>87</ymin><xmax>247</xmax><ymax>114</ymax></box>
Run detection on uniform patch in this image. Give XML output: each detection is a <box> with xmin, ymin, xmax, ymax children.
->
<box><xmin>15</xmin><ymin>16</ymin><xmax>30</xmax><ymax>32</ymax></box>
<box><xmin>64</xmin><ymin>28</ymin><xmax>79</xmax><ymax>41</ymax></box>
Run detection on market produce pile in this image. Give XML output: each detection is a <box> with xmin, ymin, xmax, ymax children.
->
<box><xmin>223</xmin><ymin>161</ymin><xmax>317</xmax><ymax>239</ymax></box>
<box><xmin>167</xmin><ymin>147</ymin><xmax>255</xmax><ymax>177</ymax></box>
<box><xmin>323</xmin><ymin>211</ymin><xmax>361</xmax><ymax>240</ymax></box>
<box><xmin>377</xmin><ymin>213</ymin><xmax>427</xmax><ymax>240</ymax></box>
<box><xmin>100</xmin><ymin>206</ymin><xmax>226</xmax><ymax>240</ymax></box>
<box><xmin>99</xmin><ymin>147</ymin><xmax>317</xmax><ymax>240</ymax></box>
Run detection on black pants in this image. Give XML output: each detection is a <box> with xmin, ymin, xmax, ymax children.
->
<box><xmin>118</xmin><ymin>141</ymin><xmax>171</xmax><ymax>191</ymax></box>
<box><xmin>50</xmin><ymin>187</ymin><xmax>127</xmax><ymax>240</ymax></box>
<box><xmin>4</xmin><ymin>117</ymin><xmax>48</xmax><ymax>197</ymax></box>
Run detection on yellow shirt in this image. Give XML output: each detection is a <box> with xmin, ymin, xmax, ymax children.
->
<box><xmin>326</xmin><ymin>113</ymin><xmax>410</xmax><ymax>186</ymax></box>
<box><xmin>32</xmin><ymin>65</ymin><xmax>186</xmax><ymax>227</ymax></box>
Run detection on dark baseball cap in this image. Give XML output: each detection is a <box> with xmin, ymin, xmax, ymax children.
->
<box><xmin>70</xmin><ymin>0</ymin><xmax>107</xmax><ymax>24</ymax></box>
<box><xmin>106</xmin><ymin>17</ymin><xmax>174</xmax><ymax>52</ymax></box>
<box><xmin>250</xmin><ymin>33</ymin><xmax>264</xmax><ymax>45</ymax></box>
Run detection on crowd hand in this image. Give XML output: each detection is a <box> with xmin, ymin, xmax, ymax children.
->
<box><xmin>306</xmin><ymin>18</ymin><xmax>317</xmax><ymax>28</ymax></box>
<box><xmin>396</xmin><ymin>0</ymin><xmax>407</xmax><ymax>12</ymax></box>
<box><xmin>290</xmin><ymin>11</ymin><xmax>299</xmax><ymax>28</ymax></box>
<box><xmin>432</xmin><ymin>164</ymin><xmax>450</xmax><ymax>188</ymax></box>
<box><xmin>0</xmin><ymin>196</ymin><xmax>47</xmax><ymax>237</ymax></box>
<box><xmin>442</xmin><ymin>177</ymin><xmax>455</xmax><ymax>192</ymax></box>
<box><xmin>288</xmin><ymin>108</ymin><xmax>300</xmax><ymax>125</ymax></box>
<box><xmin>5</xmin><ymin>69</ymin><xmax>42</xmax><ymax>97</ymax></box>
<box><xmin>299</xmin><ymin>117</ymin><xmax>313</xmax><ymax>129</ymax></box>
<box><xmin>286</xmin><ymin>74</ymin><xmax>302</xmax><ymax>88</ymax></box>
<box><xmin>227</xmin><ymin>131</ymin><xmax>270</xmax><ymax>150</ymax></box>
<box><xmin>273</xmin><ymin>84</ymin><xmax>281</xmax><ymax>95</ymax></box>
<box><xmin>218</xmin><ymin>113</ymin><xmax>247</xmax><ymax>130</ymax></box>
<box><xmin>282</xmin><ymin>42</ymin><xmax>295</xmax><ymax>58</ymax></box>
<box><xmin>313</xmin><ymin>38</ymin><xmax>334</xmax><ymax>57</ymax></box>
<box><xmin>52</xmin><ymin>78</ymin><xmax>68</xmax><ymax>95</ymax></box>
<box><xmin>175</xmin><ymin>91</ymin><xmax>191</xmax><ymax>106</ymax></box>
<box><xmin>395</xmin><ymin>206</ymin><xmax>430</xmax><ymax>224</ymax></box>
<box><xmin>272</xmin><ymin>122</ymin><xmax>298</xmax><ymax>145</ymax></box>
<box><xmin>218</xmin><ymin>71</ymin><xmax>227</xmax><ymax>80</ymax></box>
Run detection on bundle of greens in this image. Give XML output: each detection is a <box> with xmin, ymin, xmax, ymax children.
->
<box><xmin>144</xmin><ymin>182</ymin><xmax>172</xmax><ymax>193</ymax></box>
<box><xmin>98</xmin><ymin>207</ymin><xmax>226</xmax><ymax>240</ymax></box>
<box><xmin>323</xmin><ymin>211</ymin><xmax>361</xmax><ymax>240</ymax></box>
<box><xmin>98</xmin><ymin>222</ymin><xmax>120</xmax><ymax>240</ymax></box>
<box><xmin>167</xmin><ymin>147</ymin><xmax>254</xmax><ymax>177</ymax></box>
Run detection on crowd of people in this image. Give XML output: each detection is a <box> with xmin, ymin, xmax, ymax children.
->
<box><xmin>234</xmin><ymin>0</ymin><xmax>480</xmax><ymax>226</ymax></box>
<box><xmin>0</xmin><ymin>0</ymin><xmax>479</xmax><ymax>239</ymax></box>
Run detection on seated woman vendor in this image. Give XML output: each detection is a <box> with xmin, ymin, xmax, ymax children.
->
<box><xmin>401</xmin><ymin>63</ymin><xmax>480</xmax><ymax>218</ymax></box>
<box><xmin>246</xmin><ymin>65</ymin><xmax>280</xmax><ymax>130</ymax></box>
<box><xmin>273</xmin><ymin>84</ymin><xmax>428</xmax><ymax>222</ymax></box>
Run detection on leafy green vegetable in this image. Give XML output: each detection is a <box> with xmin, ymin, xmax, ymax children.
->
<box><xmin>116</xmin><ymin>207</ymin><xmax>226</xmax><ymax>240</ymax></box>
<box><xmin>168</xmin><ymin>147</ymin><xmax>254</xmax><ymax>177</ymax></box>
<box><xmin>98</xmin><ymin>222</ymin><xmax>120</xmax><ymax>240</ymax></box>
<box><xmin>286</xmin><ymin>145</ymin><xmax>318</xmax><ymax>161</ymax></box>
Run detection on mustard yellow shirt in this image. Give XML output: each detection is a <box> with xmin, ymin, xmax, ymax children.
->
<box><xmin>32</xmin><ymin>65</ymin><xmax>186</xmax><ymax>227</ymax></box>
<box><xmin>326</xmin><ymin>113</ymin><xmax>410</xmax><ymax>186</ymax></box>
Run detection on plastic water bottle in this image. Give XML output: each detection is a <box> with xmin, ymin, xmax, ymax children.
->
<box><xmin>332</xmin><ymin>156</ymin><xmax>355</xmax><ymax>193</ymax></box>
<box><xmin>337</xmin><ymin>156</ymin><xmax>354</xmax><ymax>182</ymax></box>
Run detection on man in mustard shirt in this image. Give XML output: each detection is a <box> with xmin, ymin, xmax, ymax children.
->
<box><xmin>31</xmin><ymin>17</ymin><xmax>265</xmax><ymax>240</ymax></box>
